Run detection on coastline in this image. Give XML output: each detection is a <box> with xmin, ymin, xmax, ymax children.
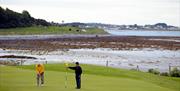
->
<box><xmin>0</xmin><ymin>35</ymin><xmax>180</xmax><ymax>72</ymax></box>
<box><xmin>0</xmin><ymin>48</ymin><xmax>180</xmax><ymax>72</ymax></box>
<box><xmin>0</xmin><ymin>35</ymin><xmax>179</xmax><ymax>51</ymax></box>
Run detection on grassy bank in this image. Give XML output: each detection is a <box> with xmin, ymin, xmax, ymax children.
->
<box><xmin>0</xmin><ymin>26</ymin><xmax>107</xmax><ymax>35</ymax></box>
<box><xmin>0</xmin><ymin>64</ymin><xmax>180</xmax><ymax>91</ymax></box>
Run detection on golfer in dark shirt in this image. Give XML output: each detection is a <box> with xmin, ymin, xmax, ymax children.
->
<box><xmin>68</xmin><ymin>62</ymin><xmax>82</xmax><ymax>89</ymax></box>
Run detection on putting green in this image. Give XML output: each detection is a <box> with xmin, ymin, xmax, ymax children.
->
<box><xmin>0</xmin><ymin>65</ymin><xmax>179</xmax><ymax>91</ymax></box>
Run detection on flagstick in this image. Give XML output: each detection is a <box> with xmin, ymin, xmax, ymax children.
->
<box><xmin>65</xmin><ymin>62</ymin><xmax>69</xmax><ymax>88</ymax></box>
<box><xmin>65</xmin><ymin>68</ymin><xmax>68</xmax><ymax>88</ymax></box>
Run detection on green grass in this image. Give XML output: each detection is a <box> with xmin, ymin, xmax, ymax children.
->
<box><xmin>0</xmin><ymin>26</ymin><xmax>107</xmax><ymax>35</ymax></box>
<box><xmin>0</xmin><ymin>64</ymin><xmax>180</xmax><ymax>91</ymax></box>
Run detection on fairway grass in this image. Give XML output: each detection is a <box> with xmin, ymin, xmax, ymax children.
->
<box><xmin>0</xmin><ymin>64</ymin><xmax>180</xmax><ymax>91</ymax></box>
<box><xmin>0</xmin><ymin>26</ymin><xmax>107</xmax><ymax>35</ymax></box>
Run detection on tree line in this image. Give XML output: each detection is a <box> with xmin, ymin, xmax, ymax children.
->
<box><xmin>0</xmin><ymin>6</ymin><xmax>50</xmax><ymax>28</ymax></box>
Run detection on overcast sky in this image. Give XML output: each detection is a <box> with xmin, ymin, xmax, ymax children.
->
<box><xmin>1</xmin><ymin>0</ymin><xmax>180</xmax><ymax>26</ymax></box>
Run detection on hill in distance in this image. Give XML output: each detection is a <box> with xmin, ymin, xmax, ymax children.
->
<box><xmin>0</xmin><ymin>6</ymin><xmax>50</xmax><ymax>28</ymax></box>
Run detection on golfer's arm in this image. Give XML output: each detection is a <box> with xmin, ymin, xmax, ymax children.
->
<box><xmin>68</xmin><ymin>67</ymin><xmax>76</xmax><ymax>70</ymax></box>
<box><xmin>35</xmin><ymin>66</ymin><xmax>39</xmax><ymax>73</ymax></box>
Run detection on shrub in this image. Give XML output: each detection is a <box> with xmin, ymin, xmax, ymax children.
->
<box><xmin>76</xmin><ymin>29</ymin><xmax>80</xmax><ymax>32</ymax></box>
<box><xmin>160</xmin><ymin>72</ymin><xmax>169</xmax><ymax>76</ymax></box>
<box><xmin>69</xmin><ymin>28</ymin><xmax>71</xmax><ymax>31</ymax></box>
<box><xmin>170</xmin><ymin>67</ymin><xmax>180</xmax><ymax>77</ymax></box>
<box><xmin>148</xmin><ymin>68</ymin><xmax>160</xmax><ymax>75</ymax></box>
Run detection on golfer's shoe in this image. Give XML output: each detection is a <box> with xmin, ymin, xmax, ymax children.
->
<box><xmin>41</xmin><ymin>84</ymin><xmax>44</xmax><ymax>87</ymax></box>
<box><xmin>76</xmin><ymin>87</ymin><xmax>80</xmax><ymax>89</ymax></box>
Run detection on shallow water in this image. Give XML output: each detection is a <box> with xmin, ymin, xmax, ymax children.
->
<box><xmin>0</xmin><ymin>48</ymin><xmax>180</xmax><ymax>72</ymax></box>
<box><xmin>106</xmin><ymin>30</ymin><xmax>180</xmax><ymax>36</ymax></box>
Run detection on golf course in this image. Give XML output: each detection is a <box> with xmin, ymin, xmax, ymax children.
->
<box><xmin>0</xmin><ymin>64</ymin><xmax>180</xmax><ymax>91</ymax></box>
<box><xmin>0</xmin><ymin>26</ymin><xmax>107</xmax><ymax>35</ymax></box>
<box><xmin>1</xmin><ymin>2</ymin><xmax>180</xmax><ymax>91</ymax></box>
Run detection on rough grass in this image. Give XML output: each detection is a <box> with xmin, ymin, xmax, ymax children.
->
<box><xmin>0</xmin><ymin>26</ymin><xmax>107</xmax><ymax>35</ymax></box>
<box><xmin>0</xmin><ymin>64</ymin><xmax>180</xmax><ymax>91</ymax></box>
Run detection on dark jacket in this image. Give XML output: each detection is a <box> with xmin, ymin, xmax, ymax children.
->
<box><xmin>69</xmin><ymin>66</ymin><xmax>82</xmax><ymax>76</ymax></box>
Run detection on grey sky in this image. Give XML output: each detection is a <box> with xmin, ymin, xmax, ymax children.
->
<box><xmin>1</xmin><ymin>0</ymin><xmax>180</xmax><ymax>26</ymax></box>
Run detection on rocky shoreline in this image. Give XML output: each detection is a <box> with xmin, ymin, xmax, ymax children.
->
<box><xmin>0</xmin><ymin>35</ymin><xmax>180</xmax><ymax>51</ymax></box>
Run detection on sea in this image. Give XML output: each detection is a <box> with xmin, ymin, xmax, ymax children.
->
<box><xmin>105</xmin><ymin>30</ymin><xmax>180</xmax><ymax>36</ymax></box>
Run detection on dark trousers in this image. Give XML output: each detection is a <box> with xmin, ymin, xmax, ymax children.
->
<box><xmin>75</xmin><ymin>75</ymin><xmax>81</xmax><ymax>88</ymax></box>
<box><xmin>37</xmin><ymin>72</ymin><xmax>44</xmax><ymax>86</ymax></box>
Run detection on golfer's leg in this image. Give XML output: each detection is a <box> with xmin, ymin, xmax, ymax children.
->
<box><xmin>37</xmin><ymin>74</ymin><xmax>40</xmax><ymax>86</ymax></box>
<box><xmin>76</xmin><ymin>76</ymin><xmax>80</xmax><ymax>88</ymax></box>
<box><xmin>75</xmin><ymin>76</ymin><xmax>78</xmax><ymax>88</ymax></box>
<box><xmin>79</xmin><ymin>76</ymin><xmax>81</xmax><ymax>88</ymax></box>
<box><xmin>41</xmin><ymin>72</ymin><xmax>44</xmax><ymax>85</ymax></box>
